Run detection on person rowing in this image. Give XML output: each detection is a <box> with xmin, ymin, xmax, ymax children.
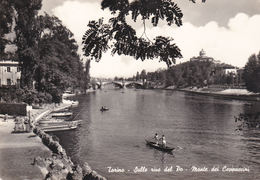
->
<box><xmin>153</xmin><ymin>133</ymin><xmax>159</xmax><ymax>145</ymax></box>
<box><xmin>159</xmin><ymin>135</ymin><xmax>166</xmax><ymax>148</ymax></box>
<box><xmin>100</xmin><ymin>106</ymin><xmax>109</xmax><ymax>111</ymax></box>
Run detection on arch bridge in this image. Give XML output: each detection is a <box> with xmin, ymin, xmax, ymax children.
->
<box><xmin>96</xmin><ymin>81</ymin><xmax>144</xmax><ymax>89</ymax></box>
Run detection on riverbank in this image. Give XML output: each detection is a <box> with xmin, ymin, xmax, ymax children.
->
<box><xmin>179</xmin><ymin>87</ymin><xmax>260</xmax><ymax>101</ymax></box>
<box><xmin>0</xmin><ymin>105</ymin><xmax>55</xmax><ymax>180</ymax></box>
<box><xmin>0</xmin><ymin>97</ymin><xmax>107</xmax><ymax>180</ymax></box>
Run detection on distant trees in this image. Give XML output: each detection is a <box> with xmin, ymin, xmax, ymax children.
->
<box><xmin>82</xmin><ymin>0</ymin><xmax>206</xmax><ymax>67</ymax></box>
<box><xmin>139</xmin><ymin>61</ymin><xmax>239</xmax><ymax>88</ymax></box>
<box><xmin>83</xmin><ymin>60</ymin><xmax>91</xmax><ymax>92</ymax></box>
<box><xmin>244</xmin><ymin>51</ymin><xmax>260</xmax><ymax>93</ymax></box>
<box><xmin>140</xmin><ymin>70</ymin><xmax>147</xmax><ymax>82</ymax></box>
<box><xmin>136</xmin><ymin>72</ymin><xmax>140</xmax><ymax>81</ymax></box>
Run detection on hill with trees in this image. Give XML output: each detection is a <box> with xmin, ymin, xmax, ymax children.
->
<box><xmin>129</xmin><ymin>60</ymin><xmax>239</xmax><ymax>89</ymax></box>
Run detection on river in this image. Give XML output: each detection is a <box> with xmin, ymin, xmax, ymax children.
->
<box><xmin>53</xmin><ymin>88</ymin><xmax>260</xmax><ymax>180</ymax></box>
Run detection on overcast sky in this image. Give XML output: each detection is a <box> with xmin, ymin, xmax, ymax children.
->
<box><xmin>41</xmin><ymin>0</ymin><xmax>260</xmax><ymax>78</ymax></box>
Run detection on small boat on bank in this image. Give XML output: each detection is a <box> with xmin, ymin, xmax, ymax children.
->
<box><xmin>39</xmin><ymin>119</ymin><xmax>65</xmax><ymax>125</ymax></box>
<box><xmin>42</xmin><ymin>126</ymin><xmax>77</xmax><ymax>132</ymax></box>
<box><xmin>52</xmin><ymin>108</ymin><xmax>71</xmax><ymax>113</ymax></box>
<box><xmin>40</xmin><ymin>121</ymin><xmax>79</xmax><ymax>132</ymax></box>
<box><xmin>71</xmin><ymin>101</ymin><xmax>79</xmax><ymax>107</ymax></box>
<box><xmin>39</xmin><ymin>120</ymin><xmax>82</xmax><ymax>126</ymax></box>
<box><xmin>145</xmin><ymin>139</ymin><xmax>174</xmax><ymax>152</ymax></box>
<box><xmin>51</xmin><ymin>112</ymin><xmax>73</xmax><ymax>118</ymax></box>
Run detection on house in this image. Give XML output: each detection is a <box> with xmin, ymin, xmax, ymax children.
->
<box><xmin>0</xmin><ymin>60</ymin><xmax>21</xmax><ymax>86</ymax></box>
<box><xmin>224</xmin><ymin>68</ymin><xmax>238</xmax><ymax>75</ymax></box>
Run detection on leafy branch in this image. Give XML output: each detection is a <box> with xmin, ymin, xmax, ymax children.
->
<box><xmin>82</xmin><ymin>0</ymin><xmax>206</xmax><ymax>67</ymax></box>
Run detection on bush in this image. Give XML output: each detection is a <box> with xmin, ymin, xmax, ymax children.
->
<box><xmin>0</xmin><ymin>86</ymin><xmax>62</xmax><ymax>104</ymax></box>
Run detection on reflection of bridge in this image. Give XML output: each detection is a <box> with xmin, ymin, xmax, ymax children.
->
<box><xmin>96</xmin><ymin>81</ymin><xmax>144</xmax><ymax>89</ymax></box>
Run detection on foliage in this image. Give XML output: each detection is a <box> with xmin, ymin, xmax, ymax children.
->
<box><xmin>83</xmin><ymin>60</ymin><xmax>91</xmax><ymax>91</ymax></box>
<box><xmin>235</xmin><ymin>103</ymin><xmax>260</xmax><ymax>131</ymax></box>
<box><xmin>33</xmin><ymin>13</ymin><xmax>86</xmax><ymax>102</ymax></box>
<box><xmin>0</xmin><ymin>87</ymin><xmax>52</xmax><ymax>105</ymax></box>
<box><xmin>0</xmin><ymin>0</ymin><xmax>15</xmax><ymax>56</ymax></box>
<box><xmin>13</xmin><ymin>0</ymin><xmax>42</xmax><ymax>89</ymax></box>
<box><xmin>131</xmin><ymin>60</ymin><xmax>239</xmax><ymax>88</ymax></box>
<box><xmin>82</xmin><ymin>0</ymin><xmax>206</xmax><ymax>67</ymax></box>
<box><xmin>243</xmin><ymin>51</ymin><xmax>260</xmax><ymax>93</ymax></box>
<box><xmin>1</xmin><ymin>1</ymin><xmax>87</xmax><ymax>104</ymax></box>
<box><xmin>235</xmin><ymin>112</ymin><xmax>260</xmax><ymax>130</ymax></box>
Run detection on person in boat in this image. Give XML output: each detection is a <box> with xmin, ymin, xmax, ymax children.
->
<box><xmin>153</xmin><ymin>133</ymin><xmax>159</xmax><ymax>145</ymax></box>
<box><xmin>101</xmin><ymin>106</ymin><xmax>108</xmax><ymax>111</ymax></box>
<box><xmin>160</xmin><ymin>135</ymin><xmax>166</xmax><ymax>148</ymax></box>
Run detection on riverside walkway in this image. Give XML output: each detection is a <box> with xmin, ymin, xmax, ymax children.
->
<box><xmin>0</xmin><ymin>104</ymin><xmax>71</xmax><ymax>180</ymax></box>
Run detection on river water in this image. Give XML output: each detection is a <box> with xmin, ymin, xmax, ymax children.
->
<box><xmin>53</xmin><ymin>88</ymin><xmax>260</xmax><ymax>180</ymax></box>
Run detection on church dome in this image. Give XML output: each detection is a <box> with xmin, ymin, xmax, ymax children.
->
<box><xmin>199</xmin><ymin>49</ymin><xmax>206</xmax><ymax>57</ymax></box>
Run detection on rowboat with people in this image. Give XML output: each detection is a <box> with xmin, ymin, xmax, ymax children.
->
<box><xmin>100</xmin><ymin>106</ymin><xmax>109</xmax><ymax>112</ymax></box>
<box><xmin>145</xmin><ymin>139</ymin><xmax>174</xmax><ymax>152</ymax></box>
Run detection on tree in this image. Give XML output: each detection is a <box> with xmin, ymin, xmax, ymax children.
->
<box><xmin>140</xmin><ymin>69</ymin><xmax>147</xmax><ymax>83</ymax></box>
<box><xmin>82</xmin><ymin>0</ymin><xmax>206</xmax><ymax>67</ymax></box>
<box><xmin>14</xmin><ymin>0</ymin><xmax>42</xmax><ymax>89</ymax></box>
<box><xmin>244</xmin><ymin>52</ymin><xmax>260</xmax><ymax>93</ymax></box>
<box><xmin>34</xmin><ymin>13</ymin><xmax>85</xmax><ymax>100</ymax></box>
<box><xmin>84</xmin><ymin>59</ymin><xmax>91</xmax><ymax>92</ymax></box>
<box><xmin>136</xmin><ymin>71</ymin><xmax>140</xmax><ymax>81</ymax></box>
<box><xmin>0</xmin><ymin>0</ymin><xmax>15</xmax><ymax>57</ymax></box>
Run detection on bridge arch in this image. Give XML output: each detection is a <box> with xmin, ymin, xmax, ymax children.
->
<box><xmin>125</xmin><ymin>82</ymin><xmax>143</xmax><ymax>88</ymax></box>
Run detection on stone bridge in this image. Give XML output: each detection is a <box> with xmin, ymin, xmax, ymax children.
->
<box><xmin>96</xmin><ymin>81</ymin><xmax>144</xmax><ymax>89</ymax></box>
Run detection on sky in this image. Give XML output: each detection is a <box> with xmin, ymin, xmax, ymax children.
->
<box><xmin>41</xmin><ymin>0</ymin><xmax>260</xmax><ymax>78</ymax></box>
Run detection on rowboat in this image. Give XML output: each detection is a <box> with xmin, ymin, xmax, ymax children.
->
<box><xmin>39</xmin><ymin>119</ymin><xmax>65</xmax><ymax>125</ymax></box>
<box><xmin>100</xmin><ymin>107</ymin><xmax>109</xmax><ymax>112</ymax></box>
<box><xmin>51</xmin><ymin>112</ymin><xmax>73</xmax><ymax>117</ymax></box>
<box><xmin>39</xmin><ymin>120</ymin><xmax>82</xmax><ymax>126</ymax></box>
<box><xmin>40</xmin><ymin>121</ymin><xmax>79</xmax><ymax>132</ymax></box>
<box><xmin>41</xmin><ymin>125</ymin><xmax>77</xmax><ymax>132</ymax></box>
<box><xmin>52</xmin><ymin>108</ymin><xmax>71</xmax><ymax>113</ymax></box>
<box><xmin>145</xmin><ymin>139</ymin><xmax>174</xmax><ymax>152</ymax></box>
<box><xmin>71</xmin><ymin>101</ymin><xmax>79</xmax><ymax>107</ymax></box>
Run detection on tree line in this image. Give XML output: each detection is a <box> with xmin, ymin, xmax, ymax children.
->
<box><xmin>0</xmin><ymin>0</ymin><xmax>90</xmax><ymax>104</ymax></box>
<box><xmin>127</xmin><ymin>51</ymin><xmax>260</xmax><ymax>93</ymax></box>
<box><xmin>126</xmin><ymin>61</ymin><xmax>242</xmax><ymax>89</ymax></box>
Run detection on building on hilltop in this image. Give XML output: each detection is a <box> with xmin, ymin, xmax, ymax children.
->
<box><xmin>0</xmin><ymin>60</ymin><xmax>21</xmax><ymax>87</ymax></box>
<box><xmin>190</xmin><ymin>49</ymin><xmax>221</xmax><ymax>64</ymax></box>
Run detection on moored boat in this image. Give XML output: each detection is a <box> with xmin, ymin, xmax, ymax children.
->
<box><xmin>39</xmin><ymin>120</ymin><xmax>82</xmax><ymax>126</ymax></box>
<box><xmin>51</xmin><ymin>112</ymin><xmax>73</xmax><ymax>117</ymax></box>
<box><xmin>52</xmin><ymin>108</ymin><xmax>71</xmax><ymax>113</ymax></box>
<box><xmin>39</xmin><ymin>119</ymin><xmax>65</xmax><ymax>125</ymax></box>
<box><xmin>42</xmin><ymin>125</ymin><xmax>77</xmax><ymax>132</ymax></box>
<box><xmin>40</xmin><ymin>121</ymin><xmax>79</xmax><ymax>132</ymax></box>
<box><xmin>145</xmin><ymin>139</ymin><xmax>174</xmax><ymax>152</ymax></box>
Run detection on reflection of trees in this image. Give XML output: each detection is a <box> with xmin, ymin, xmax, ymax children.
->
<box><xmin>235</xmin><ymin>103</ymin><xmax>260</xmax><ymax>130</ymax></box>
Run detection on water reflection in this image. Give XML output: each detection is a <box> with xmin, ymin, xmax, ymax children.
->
<box><xmin>56</xmin><ymin>90</ymin><xmax>260</xmax><ymax>180</ymax></box>
<box><xmin>236</xmin><ymin>102</ymin><xmax>260</xmax><ymax>170</ymax></box>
